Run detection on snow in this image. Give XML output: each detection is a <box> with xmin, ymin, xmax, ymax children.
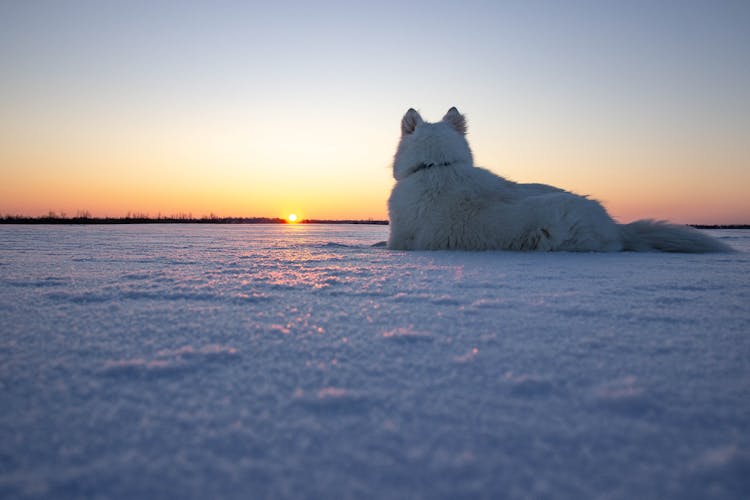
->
<box><xmin>1</xmin><ymin>224</ymin><xmax>749</xmax><ymax>499</ymax></box>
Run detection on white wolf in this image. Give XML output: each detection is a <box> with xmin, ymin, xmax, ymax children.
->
<box><xmin>387</xmin><ymin>107</ymin><xmax>731</xmax><ymax>252</ymax></box>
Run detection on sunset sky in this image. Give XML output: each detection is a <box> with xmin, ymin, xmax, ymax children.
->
<box><xmin>1</xmin><ymin>0</ymin><xmax>748</xmax><ymax>223</ymax></box>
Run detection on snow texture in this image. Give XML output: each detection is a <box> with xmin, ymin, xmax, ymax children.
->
<box><xmin>1</xmin><ymin>224</ymin><xmax>749</xmax><ymax>499</ymax></box>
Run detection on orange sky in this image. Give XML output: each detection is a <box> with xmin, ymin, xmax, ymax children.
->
<box><xmin>2</xmin><ymin>104</ymin><xmax>748</xmax><ymax>224</ymax></box>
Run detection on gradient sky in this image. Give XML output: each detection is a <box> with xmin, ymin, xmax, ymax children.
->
<box><xmin>1</xmin><ymin>0</ymin><xmax>748</xmax><ymax>223</ymax></box>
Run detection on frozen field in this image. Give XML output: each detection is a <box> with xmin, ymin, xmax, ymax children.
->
<box><xmin>1</xmin><ymin>224</ymin><xmax>749</xmax><ymax>499</ymax></box>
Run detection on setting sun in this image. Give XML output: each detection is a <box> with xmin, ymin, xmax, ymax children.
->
<box><xmin>287</xmin><ymin>214</ymin><xmax>298</xmax><ymax>223</ymax></box>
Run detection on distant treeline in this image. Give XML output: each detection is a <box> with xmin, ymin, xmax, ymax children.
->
<box><xmin>691</xmin><ymin>224</ymin><xmax>750</xmax><ymax>230</ymax></box>
<box><xmin>0</xmin><ymin>214</ymin><xmax>389</xmax><ymax>225</ymax></box>
<box><xmin>1</xmin><ymin>215</ymin><xmax>746</xmax><ymax>228</ymax></box>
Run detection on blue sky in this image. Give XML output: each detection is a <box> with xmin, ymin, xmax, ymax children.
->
<box><xmin>1</xmin><ymin>0</ymin><xmax>748</xmax><ymax>222</ymax></box>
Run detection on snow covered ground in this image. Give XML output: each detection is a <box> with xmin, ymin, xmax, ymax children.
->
<box><xmin>1</xmin><ymin>224</ymin><xmax>749</xmax><ymax>499</ymax></box>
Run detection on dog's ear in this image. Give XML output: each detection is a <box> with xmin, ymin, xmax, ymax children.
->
<box><xmin>401</xmin><ymin>108</ymin><xmax>423</xmax><ymax>136</ymax></box>
<box><xmin>443</xmin><ymin>107</ymin><xmax>467</xmax><ymax>135</ymax></box>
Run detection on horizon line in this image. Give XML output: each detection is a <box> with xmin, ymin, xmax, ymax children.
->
<box><xmin>0</xmin><ymin>214</ymin><xmax>390</xmax><ymax>225</ymax></box>
<box><xmin>1</xmin><ymin>214</ymin><xmax>749</xmax><ymax>230</ymax></box>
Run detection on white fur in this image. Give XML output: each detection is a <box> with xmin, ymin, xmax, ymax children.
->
<box><xmin>387</xmin><ymin>108</ymin><xmax>731</xmax><ymax>253</ymax></box>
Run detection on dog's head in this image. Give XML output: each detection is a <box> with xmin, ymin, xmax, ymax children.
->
<box><xmin>392</xmin><ymin>107</ymin><xmax>473</xmax><ymax>180</ymax></box>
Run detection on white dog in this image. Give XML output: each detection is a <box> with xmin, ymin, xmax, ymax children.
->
<box><xmin>387</xmin><ymin>107</ymin><xmax>731</xmax><ymax>252</ymax></box>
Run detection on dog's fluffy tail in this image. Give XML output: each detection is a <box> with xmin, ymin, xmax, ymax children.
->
<box><xmin>619</xmin><ymin>219</ymin><xmax>732</xmax><ymax>253</ymax></box>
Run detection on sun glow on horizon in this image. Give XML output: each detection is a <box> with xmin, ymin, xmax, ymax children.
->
<box><xmin>287</xmin><ymin>213</ymin><xmax>298</xmax><ymax>223</ymax></box>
